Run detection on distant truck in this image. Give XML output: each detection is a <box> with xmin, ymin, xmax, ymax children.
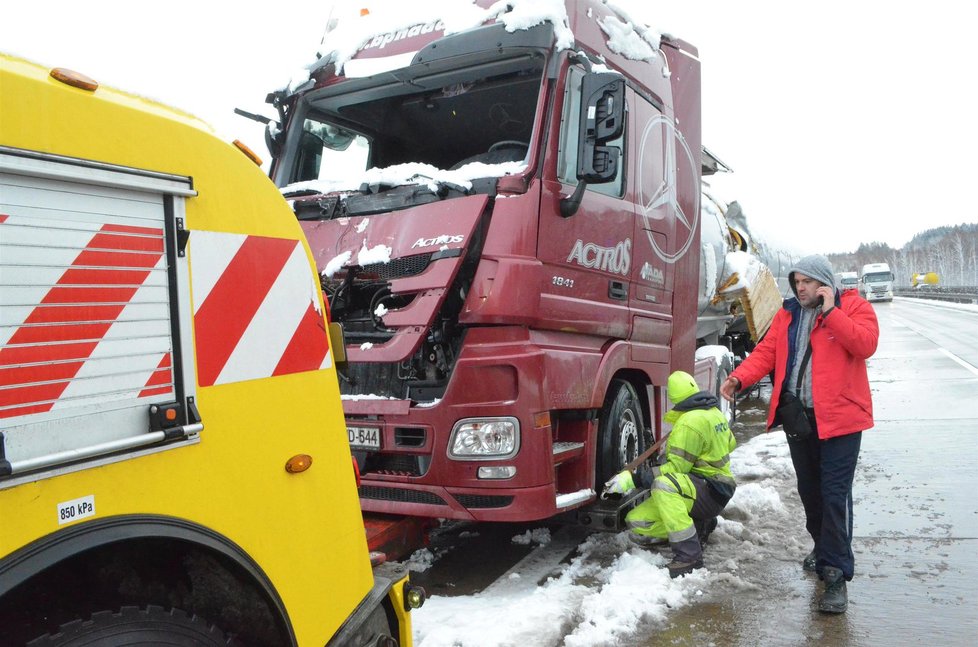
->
<box><xmin>860</xmin><ymin>262</ymin><xmax>895</xmax><ymax>302</ymax></box>
<box><xmin>0</xmin><ymin>54</ymin><xmax>421</xmax><ymax>645</ymax></box>
<box><xmin>836</xmin><ymin>271</ymin><xmax>858</xmax><ymax>291</ymax></box>
<box><xmin>254</xmin><ymin>0</ymin><xmax>784</xmax><ymax>526</ymax></box>
<box><xmin>911</xmin><ymin>272</ymin><xmax>939</xmax><ymax>288</ymax></box>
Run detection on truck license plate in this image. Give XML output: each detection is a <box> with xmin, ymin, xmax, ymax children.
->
<box><xmin>348</xmin><ymin>426</ymin><xmax>380</xmax><ymax>450</ymax></box>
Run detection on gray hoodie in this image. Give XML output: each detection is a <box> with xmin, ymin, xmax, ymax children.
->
<box><xmin>788</xmin><ymin>254</ymin><xmax>836</xmax><ymax>297</ymax></box>
<box><xmin>786</xmin><ymin>254</ymin><xmax>837</xmax><ymax>407</ymax></box>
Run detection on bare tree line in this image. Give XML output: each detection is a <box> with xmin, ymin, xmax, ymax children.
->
<box><xmin>827</xmin><ymin>224</ymin><xmax>978</xmax><ymax>287</ymax></box>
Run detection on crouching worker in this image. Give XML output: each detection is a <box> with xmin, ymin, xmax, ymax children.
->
<box><xmin>603</xmin><ymin>371</ymin><xmax>737</xmax><ymax>578</ymax></box>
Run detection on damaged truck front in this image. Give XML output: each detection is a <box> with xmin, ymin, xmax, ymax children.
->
<box><xmin>263</xmin><ymin>0</ymin><xmax>707</xmax><ymax>523</ymax></box>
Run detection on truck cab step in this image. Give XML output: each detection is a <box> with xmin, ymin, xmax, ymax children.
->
<box><xmin>552</xmin><ymin>441</ymin><xmax>585</xmax><ymax>465</ymax></box>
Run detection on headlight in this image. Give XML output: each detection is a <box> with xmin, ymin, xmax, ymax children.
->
<box><xmin>448</xmin><ymin>417</ymin><xmax>520</xmax><ymax>459</ymax></box>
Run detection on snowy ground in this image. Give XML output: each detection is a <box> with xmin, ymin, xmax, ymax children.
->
<box><xmin>401</xmin><ymin>298</ymin><xmax>978</xmax><ymax>646</ymax></box>
<box><xmin>404</xmin><ymin>398</ymin><xmax>812</xmax><ymax>647</ymax></box>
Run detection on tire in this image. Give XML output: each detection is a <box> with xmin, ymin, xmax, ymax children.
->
<box><xmin>28</xmin><ymin>606</ymin><xmax>236</xmax><ymax>647</ymax></box>
<box><xmin>596</xmin><ymin>379</ymin><xmax>646</xmax><ymax>488</ymax></box>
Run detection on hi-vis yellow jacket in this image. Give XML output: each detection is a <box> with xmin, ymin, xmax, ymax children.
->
<box><xmin>639</xmin><ymin>391</ymin><xmax>737</xmax><ymax>494</ymax></box>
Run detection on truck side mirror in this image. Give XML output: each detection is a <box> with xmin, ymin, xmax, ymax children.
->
<box><xmin>561</xmin><ymin>73</ymin><xmax>625</xmax><ymax>218</ymax></box>
<box><xmin>576</xmin><ymin>73</ymin><xmax>624</xmax><ymax>183</ymax></box>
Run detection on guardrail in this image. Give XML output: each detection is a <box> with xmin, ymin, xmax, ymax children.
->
<box><xmin>893</xmin><ymin>286</ymin><xmax>978</xmax><ymax>304</ymax></box>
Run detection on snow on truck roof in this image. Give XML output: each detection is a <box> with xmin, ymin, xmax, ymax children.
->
<box><xmin>278</xmin><ymin>0</ymin><xmax>682</xmax><ymax>198</ymax></box>
<box><xmin>287</xmin><ymin>0</ymin><xmax>669</xmax><ymax>89</ymax></box>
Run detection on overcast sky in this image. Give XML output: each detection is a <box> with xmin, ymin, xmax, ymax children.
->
<box><xmin>3</xmin><ymin>1</ymin><xmax>975</xmax><ymax>256</ymax></box>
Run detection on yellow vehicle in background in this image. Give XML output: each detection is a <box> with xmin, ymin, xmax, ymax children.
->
<box><xmin>911</xmin><ymin>272</ymin><xmax>939</xmax><ymax>288</ymax></box>
<box><xmin>0</xmin><ymin>54</ymin><xmax>420</xmax><ymax>646</ymax></box>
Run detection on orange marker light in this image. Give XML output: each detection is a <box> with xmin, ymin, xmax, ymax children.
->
<box><xmin>233</xmin><ymin>139</ymin><xmax>263</xmax><ymax>166</ymax></box>
<box><xmin>49</xmin><ymin>68</ymin><xmax>98</xmax><ymax>92</ymax></box>
<box><xmin>165</xmin><ymin>408</ymin><xmax>178</xmax><ymax>422</ymax></box>
<box><xmin>285</xmin><ymin>454</ymin><xmax>313</xmax><ymax>473</ymax></box>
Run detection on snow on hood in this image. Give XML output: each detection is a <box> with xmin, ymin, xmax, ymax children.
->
<box><xmin>356</xmin><ymin>240</ymin><xmax>393</xmax><ymax>265</ymax></box>
<box><xmin>321</xmin><ymin>250</ymin><xmax>352</xmax><ymax>278</ymax></box>
<box><xmin>281</xmin><ymin>160</ymin><xmax>528</xmax><ymax>198</ymax></box>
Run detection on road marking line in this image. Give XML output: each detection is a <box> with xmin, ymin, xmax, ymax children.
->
<box><xmin>938</xmin><ymin>348</ymin><xmax>978</xmax><ymax>377</ymax></box>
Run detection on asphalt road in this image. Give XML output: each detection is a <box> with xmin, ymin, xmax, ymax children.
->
<box><xmin>408</xmin><ymin>297</ymin><xmax>978</xmax><ymax>645</ymax></box>
<box><xmin>641</xmin><ymin>297</ymin><xmax>978</xmax><ymax>645</ymax></box>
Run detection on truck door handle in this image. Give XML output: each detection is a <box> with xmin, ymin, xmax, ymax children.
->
<box><xmin>609</xmin><ymin>280</ymin><xmax>627</xmax><ymax>300</ymax></box>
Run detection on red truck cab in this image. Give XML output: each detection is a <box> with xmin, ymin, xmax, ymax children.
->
<box><xmin>264</xmin><ymin>0</ymin><xmax>706</xmax><ymax>523</ymax></box>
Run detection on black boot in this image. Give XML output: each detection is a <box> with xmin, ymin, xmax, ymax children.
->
<box><xmin>667</xmin><ymin>536</ymin><xmax>704</xmax><ymax>579</ymax></box>
<box><xmin>802</xmin><ymin>549</ymin><xmax>817</xmax><ymax>572</ymax></box>
<box><xmin>819</xmin><ymin>566</ymin><xmax>848</xmax><ymax>613</ymax></box>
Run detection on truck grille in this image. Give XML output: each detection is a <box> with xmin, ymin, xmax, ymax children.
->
<box><xmin>454</xmin><ymin>495</ymin><xmax>514</xmax><ymax>509</ymax></box>
<box><xmin>359</xmin><ymin>485</ymin><xmax>447</xmax><ymax>506</ymax></box>
<box><xmin>365</xmin><ymin>453</ymin><xmax>426</xmax><ymax>476</ymax></box>
<box><xmin>361</xmin><ymin>253</ymin><xmax>431</xmax><ymax>280</ymax></box>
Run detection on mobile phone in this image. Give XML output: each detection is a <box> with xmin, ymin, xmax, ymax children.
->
<box><xmin>816</xmin><ymin>296</ymin><xmax>824</xmax><ymax>308</ymax></box>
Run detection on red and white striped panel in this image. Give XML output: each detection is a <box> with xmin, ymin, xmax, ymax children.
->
<box><xmin>190</xmin><ymin>231</ymin><xmax>331</xmax><ymax>387</ymax></box>
<box><xmin>0</xmin><ymin>215</ymin><xmax>173</xmax><ymax>420</ymax></box>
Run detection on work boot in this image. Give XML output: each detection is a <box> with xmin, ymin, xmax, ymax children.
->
<box><xmin>802</xmin><ymin>549</ymin><xmax>817</xmax><ymax>572</ymax></box>
<box><xmin>667</xmin><ymin>557</ymin><xmax>704</xmax><ymax>578</ymax></box>
<box><xmin>696</xmin><ymin>517</ymin><xmax>718</xmax><ymax>546</ymax></box>
<box><xmin>819</xmin><ymin>566</ymin><xmax>848</xmax><ymax>613</ymax></box>
<box><xmin>668</xmin><ymin>535</ymin><xmax>704</xmax><ymax>578</ymax></box>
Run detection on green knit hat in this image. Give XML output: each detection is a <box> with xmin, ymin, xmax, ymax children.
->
<box><xmin>667</xmin><ymin>370</ymin><xmax>699</xmax><ymax>404</ymax></box>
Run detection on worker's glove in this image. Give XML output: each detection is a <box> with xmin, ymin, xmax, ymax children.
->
<box><xmin>601</xmin><ymin>470</ymin><xmax>636</xmax><ymax>499</ymax></box>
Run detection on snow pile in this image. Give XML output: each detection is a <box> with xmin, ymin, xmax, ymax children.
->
<box><xmin>512</xmin><ymin>527</ymin><xmax>552</xmax><ymax>546</ymax></box>
<box><xmin>412</xmin><ymin>430</ymin><xmax>809</xmax><ymax>646</ymax></box>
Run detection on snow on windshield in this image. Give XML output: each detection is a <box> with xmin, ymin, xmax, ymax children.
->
<box><xmin>282</xmin><ymin>160</ymin><xmax>528</xmax><ymax>198</ymax></box>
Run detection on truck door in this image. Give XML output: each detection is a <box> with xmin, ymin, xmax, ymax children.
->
<box><xmin>537</xmin><ymin>64</ymin><xmax>632</xmax><ymax>340</ymax></box>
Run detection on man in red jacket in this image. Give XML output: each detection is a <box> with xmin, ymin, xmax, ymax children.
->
<box><xmin>720</xmin><ymin>254</ymin><xmax>878</xmax><ymax>614</ymax></box>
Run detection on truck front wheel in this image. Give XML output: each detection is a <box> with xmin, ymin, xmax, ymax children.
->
<box><xmin>28</xmin><ymin>606</ymin><xmax>238</xmax><ymax>647</ymax></box>
<box><xmin>596</xmin><ymin>379</ymin><xmax>646</xmax><ymax>488</ymax></box>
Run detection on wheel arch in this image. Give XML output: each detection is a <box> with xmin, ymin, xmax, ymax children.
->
<box><xmin>0</xmin><ymin>515</ymin><xmax>295</xmax><ymax>646</ymax></box>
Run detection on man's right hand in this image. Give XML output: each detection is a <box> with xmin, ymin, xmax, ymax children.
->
<box><xmin>601</xmin><ymin>470</ymin><xmax>636</xmax><ymax>499</ymax></box>
<box><xmin>719</xmin><ymin>375</ymin><xmax>741</xmax><ymax>402</ymax></box>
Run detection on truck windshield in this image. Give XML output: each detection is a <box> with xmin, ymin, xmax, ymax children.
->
<box><xmin>864</xmin><ymin>272</ymin><xmax>892</xmax><ymax>282</ymax></box>
<box><xmin>283</xmin><ymin>59</ymin><xmax>544</xmax><ymax>188</ymax></box>
<box><xmin>294</xmin><ymin>121</ymin><xmax>370</xmax><ymax>184</ymax></box>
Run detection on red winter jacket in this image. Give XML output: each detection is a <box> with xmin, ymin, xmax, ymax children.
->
<box><xmin>731</xmin><ymin>289</ymin><xmax>879</xmax><ymax>439</ymax></box>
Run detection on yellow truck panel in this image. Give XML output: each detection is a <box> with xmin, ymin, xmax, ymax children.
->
<box><xmin>0</xmin><ymin>54</ymin><xmax>416</xmax><ymax>646</ymax></box>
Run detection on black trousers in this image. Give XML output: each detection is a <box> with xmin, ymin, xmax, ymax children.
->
<box><xmin>786</xmin><ymin>410</ymin><xmax>862</xmax><ymax>580</ymax></box>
